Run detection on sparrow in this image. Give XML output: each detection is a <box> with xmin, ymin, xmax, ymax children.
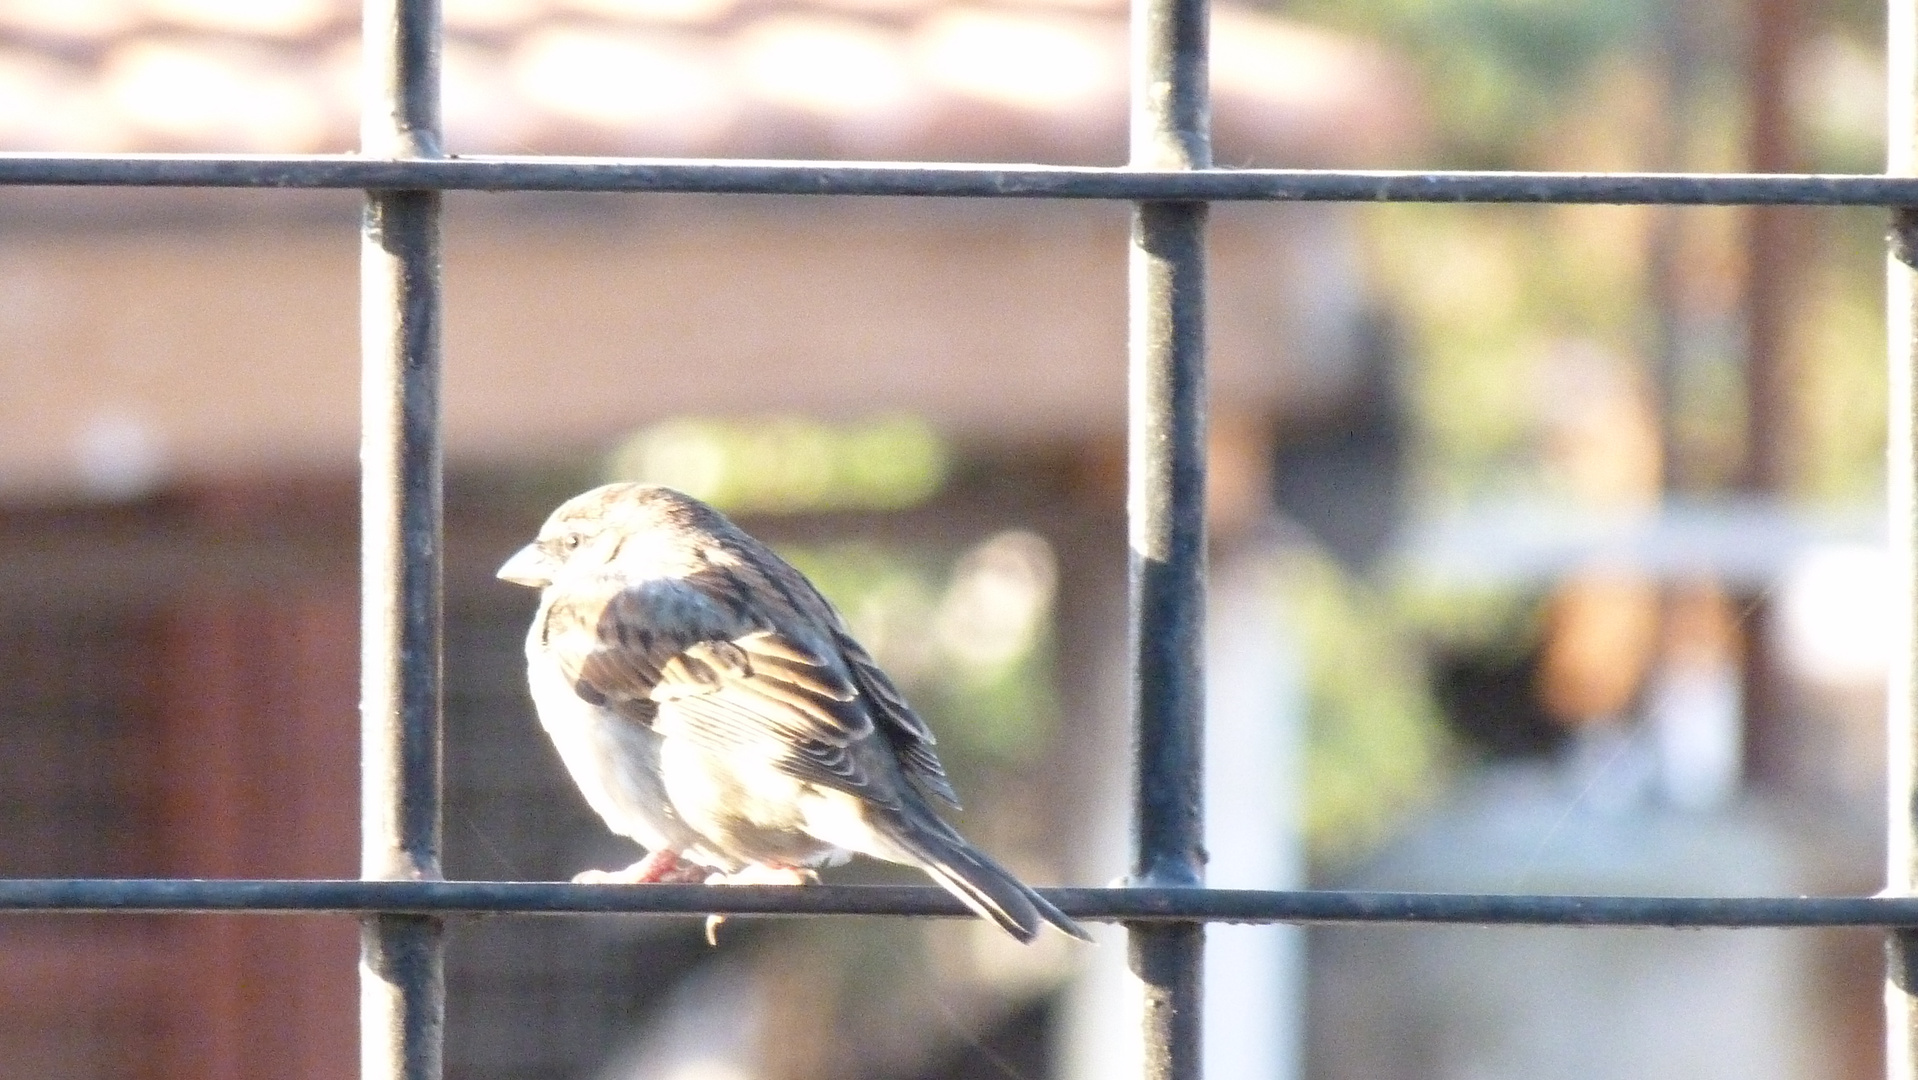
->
<box><xmin>497</xmin><ymin>482</ymin><xmax>1088</xmax><ymax>944</ymax></box>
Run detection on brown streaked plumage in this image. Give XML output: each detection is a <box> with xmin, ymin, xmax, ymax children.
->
<box><xmin>498</xmin><ymin>482</ymin><xmax>1088</xmax><ymax>943</ymax></box>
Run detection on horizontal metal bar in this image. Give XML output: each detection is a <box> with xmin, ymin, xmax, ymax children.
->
<box><xmin>0</xmin><ymin>880</ymin><xmax>1912</xmax><ymax>927</ymax></box>
<box><xmin>1</xmin><ymin>155</ymin><xmax>1918</xmax><ymax>204</ymax></box>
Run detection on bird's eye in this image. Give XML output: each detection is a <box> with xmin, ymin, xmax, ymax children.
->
<box><xmin>561</xmin><ymin>534</ymin><xmax>582</xmax><ymax>551</ymax></box>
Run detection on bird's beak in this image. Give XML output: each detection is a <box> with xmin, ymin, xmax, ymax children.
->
<box><xmin>497</xmin><ymin>543</ymin><xmax>555</xmax><ymax>588</ymax></box>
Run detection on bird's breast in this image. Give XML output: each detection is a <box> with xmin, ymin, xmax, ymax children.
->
<box><xmin>655</xmin><ymin>737</ymin><xmax>848</xmax><ymax>870</ymax></box>
<box><xmin>525</xmin><ymin>637</ymin><xmax>692</xmax><ymax>855</ymax></box>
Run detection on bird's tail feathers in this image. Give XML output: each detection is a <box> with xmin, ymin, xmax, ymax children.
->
<box><xmin>887</xmin><ymin>811</ymin><xmax>1092</xmax><ymax>944</ymax></box>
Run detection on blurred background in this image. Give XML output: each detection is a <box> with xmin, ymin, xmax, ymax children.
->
<box><xmin>0</xmin><ymin>0</ymin><xmax>1893</xmax><ymax>1077</ymax></box>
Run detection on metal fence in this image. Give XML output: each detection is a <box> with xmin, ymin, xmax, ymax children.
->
<box><xmin>3</xmin><ymin>0</ymin><xmax>1918</xmax><ymax>1079</ymax></box>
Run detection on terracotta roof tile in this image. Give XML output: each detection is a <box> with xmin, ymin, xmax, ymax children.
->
<box><xmin>0</xmin><ymin>0</ymin><xmax>1420</xmax><ymax>162</ymax></box>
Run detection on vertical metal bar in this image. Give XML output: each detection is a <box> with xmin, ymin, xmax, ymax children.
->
<box><xmin>360</xmin><ymin>3</ymin><xmax>444</xmax><ymax>1080</ymax></box>
<box><xmin>1890</xmin><ymin>0</ymin><xmax>1918</xmax><ymax>1073</ymax></box>
<box><xmin>1127</xmin><ymin>0</ymin><xmax>1208</xmax><ymax>1076</ymax></box>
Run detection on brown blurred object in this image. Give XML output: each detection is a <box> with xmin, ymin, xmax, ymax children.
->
<box><xmin>1658</xmin><ymin>581</ymin><xmax>1739</xmax><ymax>672</ymax></box>
<box><xmin>1534</xmin><ymin>340</ymin><xmax>1666</xmax><ymax>729</ymax></box>
<box><xmin>1206</xmin><ymin>410</ymin><xmax>1278</xmax><ymax>542</ymax></box>
<box><xmin>1736</xmin><ymin>0</ymin><xmax>1810</xmax><ymax>797</ymax></box>
<box><xmin>0</xmin><ymin>480</ymin><xmax>359</xmax><ymax>1080</ymax></box>
<box><xmin>1537</xmin><ymin>570</ymin><xmax>1663</xmax><ymax>726</ymax></box>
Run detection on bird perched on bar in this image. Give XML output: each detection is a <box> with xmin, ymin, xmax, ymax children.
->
<box><xmin>497</xmin><ymin>482</ymin><xmax>1088</xmax><ymax>944</ymax></box>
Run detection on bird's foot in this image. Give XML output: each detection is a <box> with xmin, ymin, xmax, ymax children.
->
<box><xmin>700</xmin><ymin>865</ymin><xmax>817</xmax><ymax>945</ymax></box>
<box><xmin>572</xmin><ymin>850</ymin><xmax>705</xmax><ymax>884</ymax></box>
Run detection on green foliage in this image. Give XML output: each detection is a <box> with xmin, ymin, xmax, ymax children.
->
<box><xmin>1394</xmin><ymin>578</ymin><xmax>1542</xmax><ymax>660</ymax></box>
<box><xmin>1796</xmin><ymin>243</ymin><xmax>1889</xmax><ymax>502</ymax></box>
<box><xmin>1303</xmin><ymin>0</ymin><xmax>1887</xmax><ymax>507</ymax></box>
<box><xmin>1368</xmin><ymin>202</ymin><xmax>1668</xmax><ymax>505</ymax></box>
<box><xmin>606</xmin><ymin>414</ymin><xmax>948</xmax><ymax>514</ymax></box>
<box><xmin>1274</xmin><ymin>548</ymin><xmax>1452</xmax><ymax>864</ymax></box>
<box><xmin>1282</xmin><ymin>0</ymin><xmax>1659</xmax><ymax>165</ymax></box>
<box><xmin>1269</xmin><ymin>0</ymin><xmax>1888</xmax><ymax>514</ymax></box>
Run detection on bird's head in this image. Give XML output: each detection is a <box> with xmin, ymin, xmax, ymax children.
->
<box><xmin>497</xmin><ymin>482</ymin><xmax>728</xmax><ymax>588</ymax></box>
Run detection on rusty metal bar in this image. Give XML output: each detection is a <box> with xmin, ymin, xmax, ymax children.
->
<box><xmin>1126</xmin><ymin>0</ymin><xmax>1208</xmax><ymax>1074</ymax></box>
<box><xmin>2</xmin><ymin>156</ymin><xmax>1918</xmax><ymax>203</ymax></box>
<box><xmin>360</xmin><ymin>2</ymin><xmax>445</xmax><ymax>1080</ymax></box>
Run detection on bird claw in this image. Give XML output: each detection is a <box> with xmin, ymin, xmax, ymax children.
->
<box><xmin>572</xmin><ymin>850</ymin><xmax>705</xmax><ymax>884</ymax></box>
<box><xmin>700</xmin><ymin>866</ymin><xmax>816</xmax><ymax>946</ymax></box>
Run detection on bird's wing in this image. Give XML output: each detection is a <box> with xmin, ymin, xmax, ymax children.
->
<box><xmin>833</xmin><ymin>629</ymin><xmax>959</xmax><ymax>808</ymax></box>
<box><xmin>555</xmin><ymin>575</ymin><xmax>893</xmax><ymax>802</ymax></box>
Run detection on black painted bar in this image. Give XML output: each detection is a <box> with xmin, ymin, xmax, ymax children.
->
<box><xmin>0</xmin><ymin>155</ymin><xmax>1916</xmax><ymax>204</ymax></box>
<box><xmin>360</xmin><ymin>2</ymin><xmax>446</xmax><ymax>1080</ymax></box>
<box><xmin>0</xmin><ymin>880</ymin><xmax>1913</xmax><ymax>928</ymax></box>
<box><xmin>1127</xmin><ymin>0</ymin><xmax>1210</xmax><ymax>1073</ymax></box>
